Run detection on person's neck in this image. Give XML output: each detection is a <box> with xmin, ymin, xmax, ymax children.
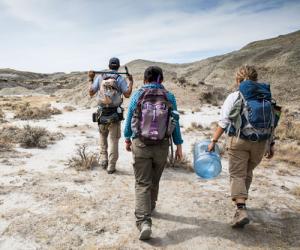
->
<box><xmin>145</xmin><ymin>82</ymin><xmax>161</xmax><ymax>85</ymax></box>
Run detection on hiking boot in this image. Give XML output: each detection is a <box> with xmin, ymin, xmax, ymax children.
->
<box><xmin>151</xmin><ymin>202</ymin><xmax>156</xmax><ymax>213</ymax></box>
<box><xmin>107</xmin><ymin>169</ymin><xmax>116</xmax><ymax>174</ymax></box>
<box><xmin>231</xmin><ymin>208</ymin><xmax>250</xmax><ymax>228</ymax></box>
<box><xmin>139</xmin><ymin>222</ymin><xmax>152</xmax><ymax>240</ymax></box>
<box><xmin>107</xmin><ymin>164</ymin><xmax>116</xmax><ymax>174</ymax></box>
<box><xmin>99</xmin><ymin>160</ymin><xmax>108</xmax><ymax>169</ymax></box>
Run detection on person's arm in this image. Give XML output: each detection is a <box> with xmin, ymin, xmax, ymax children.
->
<box><xmin>265</xmin><ymin>142</ymin><xmax>275</xmax><ymax>159</ymax></box>
<box><xmin>265</xmin><ymin>135</ymin><xmax>275</xmax><ymax>159</ymax></box>
<box><xmin>207</xmin><ymin>92</ymin><xmax>237</xmax><ymax>151</ymax></box>
<box><xmin>168</xmin><ymin>93</ymin><xmax>183</xmax><ymax>160</ymax></box>
<box><xmin>124</xmin><ymin>91</ymin><xmax>140</xmax><ymax>151</ymax></box>
<box><xmin>120</xmin><ymin>75</ymin><xmax>133</xmax><ymax>98</ymax></box>
<box><xmin>88</xmin><ymin>72</ymin><xmax>101</xmax><ymax>97</ymax></box>
<box><xmin>88</xmin><ymin>71</ymin><xmax>96</xmax><ymax>97</ymax></box>
<box><xmin>207</xmin><ymin>126</ymin><xmax>225</xmax><ymax>151</ymax></box>
<box><xmin>175</xmin><ymin>144</ymin><xmax>183</xmax><ymax>161</ymax></box>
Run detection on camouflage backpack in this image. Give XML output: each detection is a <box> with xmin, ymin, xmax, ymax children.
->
<box><xmin>98</xmin><ymin>74</ymin><xmax>123</xmax><ymax>107</ymax></box>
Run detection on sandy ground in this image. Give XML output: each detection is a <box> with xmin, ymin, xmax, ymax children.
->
<box><xmin>0</xmin><ymin>95</ymin><xmax>300</xmax><ymax>250</ymax></box>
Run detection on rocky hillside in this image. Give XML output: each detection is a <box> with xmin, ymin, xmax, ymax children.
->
<box><xmin>123</xmin><ymin>30</ymin><xmax>300</xmax><ymax>104</ymax></box>
<box><xmin>0</xmin><ymin>69</ymin><xmax>86</xmax><ymax>95</ymax></box>
<box><xmin>1</xmin><ymin>30</ymin><xmax>299</xmax><ymax>107</ymax></box>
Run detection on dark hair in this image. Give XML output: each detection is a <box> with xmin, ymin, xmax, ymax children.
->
<box><xmin>144</xmin><ymin>66</ymin><xmax>164</xmax><ymax>83</ymax></box>
<box><xmin>109</xmin><ymin>57</ymin><xmax>120</xmax><ymax>70</ymax></box>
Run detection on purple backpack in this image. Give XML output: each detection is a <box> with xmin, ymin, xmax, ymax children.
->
<box><xmin>131</xmin><ymin>88</ymin><xmax>172</xmax><ymax>144</ymax></box>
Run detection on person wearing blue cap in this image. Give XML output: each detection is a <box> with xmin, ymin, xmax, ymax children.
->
<box><xmin>88</xmin><ymin>58</ymin><xmax>133</xmax><ymax>174</ymax></box>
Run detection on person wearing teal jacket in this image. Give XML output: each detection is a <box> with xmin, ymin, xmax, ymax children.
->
<box><xmin>124</xmin><ymin>66</ymin><xmax>183</xmax><ymax>240</ymax></box>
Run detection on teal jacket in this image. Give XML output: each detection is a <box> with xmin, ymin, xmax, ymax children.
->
<box><xmin>124</xmin><ymin>83</ymin><xmax>183</xmax><ymax>145</ymax></box>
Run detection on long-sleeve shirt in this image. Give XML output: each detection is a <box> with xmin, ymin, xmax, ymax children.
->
<box><xmin>218</xmin><ymin>91</ymin><xmax>239</xmax><ymax>129</ymax></box>
<box><xmin>124</xmin><ymin>83</ymin><xmax>183</xmax><ymax>145</ymax></box>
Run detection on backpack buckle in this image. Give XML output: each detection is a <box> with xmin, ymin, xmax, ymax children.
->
<box><xmin>249</xmin><ymin>133</ymin><xmax>259</xmax><ymax>142</ymax></box>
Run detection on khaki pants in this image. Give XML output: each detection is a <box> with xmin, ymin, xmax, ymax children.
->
<box><xmin>99</xmin><ymin>122</ymin><xmax>121</xmax><ymax>171</ymax></box>
<box><xmin>228</xmin><ymin>137</ymin><xmax>267</xmax><ymax>200</ymax></box>
<box><xmin>132</xmin><ymin>138</ymin><xmax>169</xmax><ymax>229</ymax></box>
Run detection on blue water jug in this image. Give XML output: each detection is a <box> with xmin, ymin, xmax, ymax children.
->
<box><xmin>193</xmin><ymin>140</ymin><xmax>222</xmax><ymax>179</ymax></box>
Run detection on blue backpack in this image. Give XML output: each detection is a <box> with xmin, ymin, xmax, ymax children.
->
<box><xmin>239</xmin><ymin>80</ymin><xmax>275</xmax><ymax>141</ymax></box>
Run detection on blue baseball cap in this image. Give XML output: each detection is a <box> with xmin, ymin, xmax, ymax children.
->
<box><xmin>109</xmin><ymin>57</ymin><xmax>120</xmax><ymax>69</ymax></box>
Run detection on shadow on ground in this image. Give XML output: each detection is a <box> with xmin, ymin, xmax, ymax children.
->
<box><xmin>145</xmin><ymin>209</ymin><xmax>300</xmax><ymax>248</ymax></box>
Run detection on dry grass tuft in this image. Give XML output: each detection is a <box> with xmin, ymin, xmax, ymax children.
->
<box><xmin>63</xmin><ymin>105</ymin><xmax>76</xmax><ymax>112</ymax></box>
<box><xmin>276</xmin><ymin>168</ymin><xmax>293</xmax><ymax>176</ymax></box>
<box><xmin>0</xmin><ymin>126</ymin><xmax>21</xmax><ymax>143</ymax></box>
<box><xmin>51</xmin><ymin>107</ymin><xmax>62</xmax><ymax>115</ymax></box>
<box><xmin>0</xmin><ymin>108</ymin><xmax>5</xmax><ymax>123</ymax></box>
<box><xmin>0</xmin><ymin>139</ymin><xmax>14</xmax><ymax>152</ymax></box>
<box><xmin>0</xmin><ymin>125</ymin><xmax>64</xmax><ymax>149</ymax></box>
<box><xmin>185</xmin><ymin>122</ymin><xmax>203</xmax><ymax>133</ymax></box>
<box><xmin>199</xmin><ymin>86</ymin><xmax>227</xmax><ymax>106</ymax></box>
<box><xmin>275</xmin><ymin>111</ymin><xmax>300</xmax><ymax>141</ymax></box>
<box><xmin>18</xmin><ymin>125</ymin><xmax>51</xmax><ymax>148</ymax></box>
<box><xmin>67</xmin><ymin>145</ymin><xmax>98</xmax><ymax>171</ymax></box>
<box><xmin>290</xmin><ymin>186</ymin><xmax>300</xmax><ymax>197</ymax></box>
<box><xmin>191</xmin><ymin>107</ymin><xmax>201</xmax><ymax>113</ymax></box>
<box><xmin>166</xmin><ymin>155</ymin><xmax>194</xmax><ymax>172</ymax></box>
<box><xmin>14</xmin><ymin>102</ymin><xmax>62</xmax><ymax>120</ymax></box>
<box><xmin>18</xmin><ymin>125</ymin><xmax>64</xmax><ymax>148</ymax></box>
<box><xmin>273</xmin><ymin>142</ymin><xmax>300</xmax><ymax>167</ymax></box>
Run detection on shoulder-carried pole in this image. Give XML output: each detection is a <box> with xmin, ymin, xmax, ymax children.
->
<box><xmin>94</xmin><ymin>66</ymin><xmax>130</xmax><ymax>76</ymax></box>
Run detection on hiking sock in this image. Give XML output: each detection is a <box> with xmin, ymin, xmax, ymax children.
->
<box><xmin>236</xmin><ymin>203</ymin><xmax>246</xmax><ymax>209</ymax></box>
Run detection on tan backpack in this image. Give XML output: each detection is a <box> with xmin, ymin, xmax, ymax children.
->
<box><xmin>98</xmin><ymin>74</ymin><xmax>123</xmax><ymax>107</ymax></box>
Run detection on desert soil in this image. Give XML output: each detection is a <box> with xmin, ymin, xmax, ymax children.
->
<box><xmin>0</xmin><ymin>95</ymin><xmax>300</xmax><ymax>250</ymax></box>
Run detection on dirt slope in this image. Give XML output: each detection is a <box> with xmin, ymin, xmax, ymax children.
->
<box><xmin>60</xmin><ymin>30</ymin><xmax>300</xmax><ymax>108</ymax></box>
<box><xmin>124</xmin><ymin>30</ymin><xmax>300</xmax><ymax>103</ymax></box>
<box><xmin>0</xmin><ymin>98</ymin><xmax>300</xmax><ymax>249</ymax></box>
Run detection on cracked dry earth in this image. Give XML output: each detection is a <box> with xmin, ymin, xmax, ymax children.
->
<box><xmin>0</xmin><ymin>98</ymin><xmax>300</xmax><ymax>250</ymax></box>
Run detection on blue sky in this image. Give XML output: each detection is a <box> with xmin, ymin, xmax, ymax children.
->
<box><xmin>0</xmin><ymin>0</ymin><xmax>299</xmax><ymax>73</ymax></box>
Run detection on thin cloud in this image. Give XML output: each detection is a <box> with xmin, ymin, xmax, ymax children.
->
<box><xmin>0</xmin><ymin>0</ymin><xmax>299</xmax><ymax>72</ymax></box>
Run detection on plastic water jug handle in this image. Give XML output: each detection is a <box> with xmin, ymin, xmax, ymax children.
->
<box><xmin>205</xmin><ymin>146</ymin><xmax>215</xmax><ymax>153</ymax></box>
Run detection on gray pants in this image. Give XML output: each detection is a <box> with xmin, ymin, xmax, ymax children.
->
<box><xmin>132</xmin><ymin>138</ymin><xmax>169</xmax><ymax>229</ymax></box>
<box><xmin>99</xmin><ymin>122</ymin><xmax>121</xmax><ymax>171</ymax></box>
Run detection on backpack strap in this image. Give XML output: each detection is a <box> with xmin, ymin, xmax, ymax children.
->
<box><xmin>136</xmin><ymin>88</ymin><xmax>146</xmax><ymax>112</ymax></box>
<box><xmin>102</xmin><ymin>73</ymin><xmax>120</xmax><ymax>80</ymax></box>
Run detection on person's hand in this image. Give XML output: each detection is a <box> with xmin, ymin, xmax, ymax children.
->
<box><xmin>207</xmin><ymin>142</ymin><xmax>215</xmax><ymax>152</ymax></box>
<box><xmin>127</xmin><ymin>74</ymin><xmax>133</xmax><ymax>83</ymax></box>
<box><xmin>265</xmin><ymin>145</ymin><xmax>275</xmax><ymax>159</ymax></box>
<box><xmin>88</xmin><ymin>70</ymin><xmax>95</xmax><ymax>81</ymax></box>
<box><xmin>175</xmin><ymin>144</ymin><xmax>183</xmax><ymax>161</ymax></box>
<box><xmin>125</xmin><ymin>140</ymin><xmax>132</xmax><ymax>152</ymax></box>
